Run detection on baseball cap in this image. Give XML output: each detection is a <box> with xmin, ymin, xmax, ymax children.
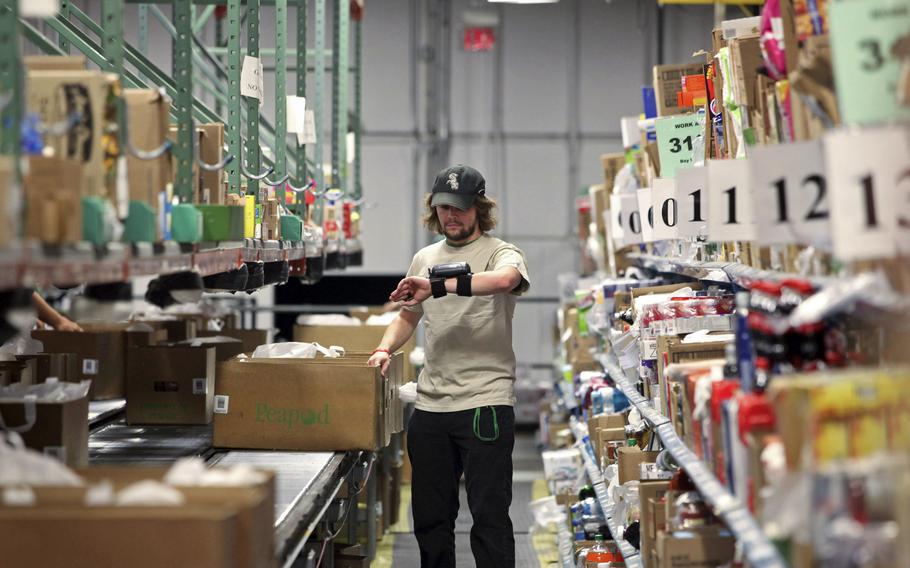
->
<box><xmin>430</xmin><ymin>165</ymin><xmax>486</xmax><ymax>210</ymax></box>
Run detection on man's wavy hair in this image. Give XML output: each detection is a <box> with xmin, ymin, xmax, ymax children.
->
<box><xmin>422</xmin><ymin>194</ymin><xmax>499</xmax><ymax>235</ymax></box>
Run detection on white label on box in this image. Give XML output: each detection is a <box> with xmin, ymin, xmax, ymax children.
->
<box><xmin>213</xmin><ymin>395</ymin><xmax>230</xmax><ymax>414</ymax></box>
<box><xmin>750</xmin><ymin>140</ymin><xmax>830</xmax><ymax>247</ymax></box>
<box><xmin>651</xmin><ymin>177</ymin><xmax>679</xmax><ymax>240</ymax></box>
<box><xmin>82</xmin><ymin>359</ymin><xmax>98</xmax><ymax>375</ymax></box>
<box><xmin>675</xmin><ymin>166</ymin><xmax>709</xmax><ymax>239</ymax></box>
<box><xmin>707</xmin><ymin>159</ymin><xmax>756</xmax><ymax>242</ymax></box>
<box><xmin>619</xmin><ymin>193</ymin><xmax>644</xmax><ymax>246</ymax></box>
<box><xmin>641</xmin><ymin>462</ymin><xmax>674</xmax><ymax>480</ymax></box>
<box><xmin>240</xmin><ymin>56</ymin><xmax>264</xmax><ymax>102</ymax></box>
<box><xmin>192</xmin><ymin>378</ymin><xmax>207</xmax><ymax>395</ymax></box>
<box><xmin>825</xmin><ymin>126</ymin><xmax>910</xmax><ymax>260</ymax></box>
<box><xmin>637</xmin><ymin>188</ymin><xmax>656</xmax><ymax>242</ymax></box>
<box><xmin>43</xmin><ymin>446</ymin><xmax>65</xmax><ymax>462</ymax></box>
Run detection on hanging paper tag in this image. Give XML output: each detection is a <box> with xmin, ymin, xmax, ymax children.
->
<box><xmin>241</xmin><ymin>56</ymin><xmax>264</xmax><ymax>101</ymax></box>
<box><xmin>655</xmin><ymin>114</ymin><xmax>705</xmax><ymax>179</ymax></box>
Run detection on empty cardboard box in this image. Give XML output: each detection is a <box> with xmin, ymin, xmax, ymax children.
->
<box><xmin>126</xmin><ymin>345</ymin><xmax>216</xmax><ymax>425</ymax></box>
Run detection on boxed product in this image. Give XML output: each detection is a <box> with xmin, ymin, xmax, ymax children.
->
<box><xmin>0</xmin><ymin>156</ymin><xmax>14</xmax><ymax>248</ymax></box>
<box><xmin>653</xmin><ymin>62</ymin><xmax>707</xmax><ymax>116</ymax></box>
<box><xmin>126</xmin><ymin>345</ymin><xmax>216</xmax><ymax>425</ymax></box>
<box><xmin>198</xmin><ymin>123</ymin><xmax>226</xmax><ymax>204</ymax></box>
<box><xmin>0</xmin><ymin>359</ymin><xmax>36</xmax><ymax>386</ymax></box>
<box><xmin>131</xmin><ymin>316</ymin><xmax>196</xmax><ymax>343</ymax></box>
<box><xmin>16</xmin><ymin>353</ymin><xmax>80</xmax><ymax>384</ymax></box>
<box><xmin>26</xmin><ymin>70</ymin><xmax>120</xmax><ymax>205</ymax></box>
<box><xmin>639</xmin><ymin>480</ymin><xmax>671</xmax><ymax>568</ymax></box>
<box><xmin>656</xmin><ymin>335</ymin><xmax>729</xmax><ymax>418</ymax></box>
<box><xmin>124</xmin><ymin>88</ymin><xmax>172</xmax><ymax>228</ymax></box>
<box><xmin>23</xmin><ymin>156</ymin><xmax>83</xmax><ymax>244</ymax></box>
<box><xmin>213</xmin><ymin>353</ymin><xmax>403</xmax><ymax>452</ymax></box>
<box><xmin>33</xmin><ymin>323</ymin><xmax>159</xmax><ymax>400</ymax></box>
<box><xmin>0</xmin><ymin>380</ymin><xmax>89</xmax><ymax>466</ymax></box>
<box><xmin>655</xmin><ymin>527</ymin><xmax>736</xmax><ymax>567</ymax></box>
<box><xmin>196</xmin><ymin>328</ymin><xmax>274</xmax><ymax>354</ymax></box>
<box><xmin>587</xmin><ymin>412</ymin><xmax>626</xmax><ymax>464</ymax></box>
<box><xmin>0</xmin><ymin>464</ymin><xmax>275</xmax><ymax>568</ymax></box>
<box><xmin>616</xmin><ymin>446</ymin><xmax>661</xmax><ymax>484</ymax></box>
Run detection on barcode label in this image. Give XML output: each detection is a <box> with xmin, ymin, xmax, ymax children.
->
<box><xmin>192</xmin><ymin>378</ymin><xmax>206</xmax><ymax>395</ymax></box>
<box><xmin>213</xmin><ymin>395</ymin><xmax>229</xmax><ymax>414</ymax></box>
<box><xmin>82</xmin><ymin>359</ymin><xmax>99</xmax><ymax>375</ymax></box>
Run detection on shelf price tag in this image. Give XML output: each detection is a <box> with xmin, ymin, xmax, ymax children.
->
<box><xmin>655</xmin><ymin>114</ymin><xmax>706</xmax><ymax>179</ymax></box>
<box><xmin>824</xmin><ymin>126</ymin><xmax>910</xmax><ymax>260</ymax></box>
<box><xmin>618</xmin><ymin>193</ymin><xmax>644</xmax><ymax>246</ymax></box>
<box><xmin>707</xmin><ymin>159</ymin><xmax>755</xmax><ymax>242</ymax></box>
<box><xmin>675</xmin><ymin>166</ymin><xmax>709</xmax><ymax>239</ymax></box>
<box><xmin>241</xmin><ymin>56</ymin><xmax>264</xmax><ymax>103</ymax></box>
<box><xmin>829</xmin><ymin>0</ymin><xmax>910</xmax><ymax>126</ymax></box>
<box><xmin>750</xmin><ymin>140</ymin><xmax>831</xmax><ymax>248</ymax></box>
<box><xmin>651</xmin><ymin>178</ymin><xmax>679</xmax><ymax>240</ymax></box>
<box><xmin>637</xmin><ymin>188</ymin><xmax>656</xmax><ymax>242</ymax></box>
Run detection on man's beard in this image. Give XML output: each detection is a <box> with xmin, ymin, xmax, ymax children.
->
<box><xmin>443</xmin><ymin>222</ymin><xmax>477</xmax><ymax>242</ymax></box>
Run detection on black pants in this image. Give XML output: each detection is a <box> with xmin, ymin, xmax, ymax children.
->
<box><xmin>407</xmin><ymin>406</ymin><xmax>515</xmax><ymax>568</ymax></box>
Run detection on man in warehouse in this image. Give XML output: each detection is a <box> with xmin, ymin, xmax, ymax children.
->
<box><xmin>368</xmin><ymin>164</ymin><xmax>530</xmax><ymax>568</ymax></box>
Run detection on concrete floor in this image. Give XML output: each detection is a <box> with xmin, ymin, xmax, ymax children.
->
<box><xmin>390</xmin><ymin>431</ymin><xmax>544</xmax><ymax>567</ymax></box>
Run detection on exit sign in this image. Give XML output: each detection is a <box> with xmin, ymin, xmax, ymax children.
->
<box><xmin>464</xmin><ymin>27</ymin><xmax>496</xmax><ymax>52</ymax></box>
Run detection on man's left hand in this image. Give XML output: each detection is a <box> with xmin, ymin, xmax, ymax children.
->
<box><xmin>54</xmin><ymin>318</ymin><xmax>83</xmax><ymax>332</ymax></box>
<box><xmin>390</xmin><ymin>276</ymin><xmax>432</xmax><ymax>306</ymax></box>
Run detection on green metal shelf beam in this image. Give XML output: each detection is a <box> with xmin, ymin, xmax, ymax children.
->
<box><xmin>0</xmin><ymin>1</ymin><xmax>21</xmax><ymax>163</ymax></box>
<box><xmin>353</xmin><ymin>17</ymin><xmax>361</xmax><ymax>200</ymax></box>
<box><xmin>274</xmin><ymin>0</ymin><xmax>288</xmax><ymax>199</ymax></box>
<box><xmin>245</xmin><ymin>0</ymin><xmax>262</xmax><ymax>195</ymax></box>
<box><xmin>226</xmin><ymin>0</ymin><xmax>242</xmax><ymax>193</ymax></box>
<box><xmin>295</xmin><ymin>0</ymin><xmax>307</xmax><ymax>187</ymax></box>
<box><xmin>206</xmin><ymin>46</ymin><xmax>332</xmax><ymax>58</ymax></box>
<box><xmin>331</xmin><ymin>0</ymin><xmax>349</xmax><ymax>194</ymax></box>
<box><xmin>193</xmin><ymin>5</ymin><xmax>217</xmax><ymax>33</ymax></box>
<box><xmin>124</xmin><ymin>0</ymin><xmax>307</xmax><ymax>4</ymax></box>
<box><xmin>173</xmin><ymin>0</ymin><xmax>196</xmax><ymax>202</ymax></box>
<box><xmin>314</xmin><ymin>0</ymin><xmax>325</xmax><ymax>194</ymax></box>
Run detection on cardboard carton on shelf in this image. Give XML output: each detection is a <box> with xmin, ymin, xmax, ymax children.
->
<box><xmin>26</xmin><ymin>70</ymin><xmax>121</xmax><ymax>205</ymax></box>
<box><xmin>0</xmin><ymin>389</ymin><xmax>88</xmax><ymax>466</ymax></box>
<box><xmin>126</xmin><ymin>345</ymin><xmax>216</xmax><ymax>425</ymax></box>
<box><xmin>0</xmin><ymin>156</ymin><xmax>16</xmax><ymax>249</ymax></box>
<box><xmin>213</xmin><ymin>352</ymin><xmax>404</xmax><ymax>452</ymax></box>
<box><xmin>616</xmin><ymin>446</ymin><xmax>661</xmax><ymax>484</ymax></box>
<box><xmin>198</xmin><ymin>123</ymin><xmax>226</xmax><ymax>204</ymax></box>
<box><xmin>653</xmin><ymin>62</ymin><xmax>706</xmax><ymax>116</ymax></box>
<box><xmin>23</xmin><ymin>55</ymin><xmax>86</xmax><ymax>72</ymax></box>
<box><xmin>656</xmin><ymin>334</ymin><xmax>728</xmax><ymax>418</ymax></box>
<box><xmin>15</xmin><ymin>352</ymin><xmax>80</xmax><ymax>384</ymax></box>
<box><xmin>639</xmin><ymin>480</ymin><xmax>671</xmax><ymax>568</ymax></box>
<box><xmin>0</xmin><ymin>465</ymin><xmax>276</xmax><ymax>568</ymax></box>
<box><xmin>23</xmin><ymin>156</ymin><xmax>83</xmax><ymax>244</ymax></box>
<box><xmin>655</xmin><ymin>526</ymin><xmax>736</xmax><ymax>568</ymax></box>
<box><xmin>124</xmin><ymin>88</ymin><xmax>172</xmax><ymax>234</ymax></box>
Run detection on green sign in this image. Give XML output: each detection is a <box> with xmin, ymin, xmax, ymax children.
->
<box><xmin>829</xmin><ymin>0</ymin><xmax>910</xmax><ymax>126</ymax></box>
<box><xmin>655</xmin><ymin>114</ymin><xmax>705</xmax><ymax>179</ymax></box>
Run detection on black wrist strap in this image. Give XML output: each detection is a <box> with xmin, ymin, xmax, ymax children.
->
<box><xmin>456</xmin><ymin>273</ymin><xmax>472</xmax><ymax>297</ymax></box>
<box><xmin>430</xmin><ymin>277</ymin><xmax>447</xmax><ymax>299</ymax></box>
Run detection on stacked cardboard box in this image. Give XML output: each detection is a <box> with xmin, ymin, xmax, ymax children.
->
<box><xmin>124</xmin><ymin>88</ymin><xmax>172</xmax><ymax>239</ymax></box>
<box><xmin>23</xmin><ymin>157</ymin><xmax>83</xmax><ymax>244</ymax></box>
<box><xmin>293</xmin><ymin>323</ymin><xmax>417</xmax><ymax>382</ymax></box>
<box><xmin>126</xmin><ymin>345</ymin><xmax>216</xmax><ymax>425</ymax></box>
<box><xmin>0</xmin><ymin>384</ymin><xmax>88</xmax><ymax>466</ymax></box>
<box><xmin>263</xmin><ymin>197</ymin><xmax>281</xmax><ymax>241</ymax></box>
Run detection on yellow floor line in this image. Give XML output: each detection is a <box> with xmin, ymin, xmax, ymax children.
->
<box><xmin>372</xmin><ymin>485</ymin><xmax>413</xmax><ymax>567</ymax></box>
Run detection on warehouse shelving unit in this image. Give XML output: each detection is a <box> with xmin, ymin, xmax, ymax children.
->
<box><xmin>0</xmin><ymin>3</ymin><xmax>379</xmax><ymax>566</ymax></box>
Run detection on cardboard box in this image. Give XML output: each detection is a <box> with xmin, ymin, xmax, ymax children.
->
<box><xmin>26</xmin><ymin>70</ymin><xmax>119</xmax><ymax>204</ymax></box>
<box><xmin>600</xmin><ymin>152</ymin><xmax>626</xmax><ymax>190</ymax></box>
<box><xmin>213</xmin><ymin>356</ymin><xmax>393</xmax><ymax>451</ymax></box>
<box><xmin>653</xmin><ymin>62</ymin><xmax>706</xmax><ymax>116</ymax></box>
<box><xmin>32</xmin><ymin>328</ymin><xmax>128</xmax><ymax>400</ymax></box>
<box><xmin>587</xmin><ymin>413</ymin><xmax>626</xmax><ymax>464</ymax></box>
<box><xmin>197</xmin><ymin>328</ymin><xmax>274</xmax><ymax>355</ymax></box>
<box><xmin>0</xmin><ymin>392</ymin><xmax>88</xmax><ymax>466</ymax></box>
<box><xmin>0</xmin><ymin>465</ymin><xmax>276</xmax><ymax>568</ymax></box>
<box><xmin>656</xmin><ymin>336</ymin><xmax>728</xmax><ymax>417</ymax></box>
<box><xmin>131</xmin><ymin>317</ymin><xmax>197</xmax><ymax>343</ymax></box>
<box><xmin>729</xmin><ymin>35</ymin><xmax>762</xmax><ymax>109</ymax></box>
<box><xmin>589</xmin><ymin>183</ymin><xmax>609</xmax><ymax>237</ymax></box>
<box><xmin>126</xmin><ymin>345</ymin><xmax>216</xmax><ymax>425</ymax></box>
<box><xmin>176</xmin><ymin>336</ymin><xmax>245</xmax><ymax>362</ymax></box>
<box><xmin>24</xmin><ymin>55</ymin><xmax>86</xmax><ymax>72</ymax></box>
<box><xmin>639</xmin><ymin>480</ymin><xmax>671</xmax><ymax>567</ymax></box>
<box><xmin>124</xmin><ymin>89</ymin><xmax>172</xmax><ymax>229</ymax></box>
<box><xmin>198</xmin><ymin>123</ymin><xmax>225</xmax><ymax>204</ymax></box>
<box><xmin>294</xmin><ymin>324</ymin><xmax>417</xmax><ymax>381</ymax></box>
<box><xmin>16</xmin><ymin>353</ymin><xmax>80</xmax><ymax>384</ymax></box>
<box><xmin>655</xmin><ymin>527</ymin><xmax>736</xmax><ymax>567</ymax></box>
<box><xmin>0</xmin><ymin>359</ymin><xmax>36</xmax><ymax>386</ymax></box>
<box><xmin>616</xmin><ymin>446</ymin><xmax>661</xmax><ymax>484</ymax></box>
<box><xmin>0</xmin><ymin>156</ymin><xmax>15</xmax><ymax>248</ymax></box>
<box><xmin>23</xmin><ymin>156</ymin><xmax>83</xmax><ymax>244</ymax></box>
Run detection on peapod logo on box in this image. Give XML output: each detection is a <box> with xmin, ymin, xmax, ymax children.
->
<box><xmin>255</xmin><ymin>403</ymin><xmax>330</xmax><ymax>429</ymax></box>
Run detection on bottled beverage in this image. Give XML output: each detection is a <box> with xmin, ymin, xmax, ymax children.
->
<box><xmin>586</xmin><ymin>534</ymin><xmax>612</xmax><ymax>563</ymax></box>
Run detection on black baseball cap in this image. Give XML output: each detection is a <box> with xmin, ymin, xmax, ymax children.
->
<box><xmin>430</xmin><ymin>165</ymin><xmax>486</xmax><ymax>210</ymax></box>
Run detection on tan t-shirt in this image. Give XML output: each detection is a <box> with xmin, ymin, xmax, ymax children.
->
<box><xmin>403</xmin><ymin>234</ymin><xmax>530</xmax><ymax>412</ymax></box>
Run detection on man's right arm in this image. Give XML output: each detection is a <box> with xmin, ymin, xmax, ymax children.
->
<box><xmin>367</xmin><ymin>309</ymin><xmax>422</xmax><ymax>375</ymax></box>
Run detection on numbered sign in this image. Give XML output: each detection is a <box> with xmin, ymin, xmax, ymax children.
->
<box><xmin>618</xmin><ymin>193</ymin><xmax>644</xmax><ymax>247</ymax></box>
<box><xmin>610</xmin><ymin>193</ymin><xmax>625</xmax><ymax>247</ymax></box>
<box><xmin>825</xmin><ymin>126</ymin><xmax>910</xmax><ymax>260</ymax></box>
<box><xmin>651</xmin><ymin>178</ymin><xmax>679</xmax><ymax>241</ymax></box>
<box><xmin>707</xmin><ymin>159</ymin><xmax>755</xmax><ymax>242</ymax></box>
<box><xmin>655</xmin><ymin>114</ymin><xmax>706</xmax><ymax>178</ymax></box>
<box><xmin>829</xmin><ymin>0</ymin><xmax>910</xmax><ymax>126</ymax></box>
<box><xmin>750</xmin><ymin>141</ymin><xmax>830</xmax><ymax>248</ymax></box>
<box><xmin>637</xmin><ymin>188</ymin><xmax>656</xmax><ymax>243</ymax></box>
<box><xmin>675</xmin><ymin>166</ymin><xmax>708</xmax><ymax>239</ymax></box>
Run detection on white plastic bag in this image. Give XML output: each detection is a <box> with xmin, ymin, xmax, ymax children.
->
<box><xmin>251</xmin><ymin>342</ymin><xmax>345</xmax><ymax>359</ymax></box>
<box><xmin>295</xmin><ymin>314</ymin><xmax>362</xmax><ymax>326</ymax></box>
<box><xmin>0</xmin><ymin>432</ymin><xmax>83</xmax><ymax>487</ymax></box>
<box><xmin>398</xmin><ymin>382</ymin><xmax>417</xmax><ymax>404</ymax></box>
<box><xmin>164</xmin><ymin>457</ymin><xmax>267</xmax><ymax>486</ymax></box>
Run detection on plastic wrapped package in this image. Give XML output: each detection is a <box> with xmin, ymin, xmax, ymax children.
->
<box><xmin>294</xmin><ymin>314</ymin><xmax>362</xmax><ymax>326</ymax></box>
<box><xmin>542</xmin><ymin>448</ymin><xmax>586</xmax><ymax>496</ymax></box>
<box><xmin>250</xmin><ymin>342</ymin><xmax>344</xmax><ymax>359</ymax></box>
<box><xmin>0</xmin><ymin>432</ymin><xmax>83</xmax><ymax>487</ymax></box>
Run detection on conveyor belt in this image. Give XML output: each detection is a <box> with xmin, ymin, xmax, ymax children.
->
<box><xmin>88</xmin><ymin>399</ymin><xmax>126</xmax><ymax>428</ymax></box>
<box><xmin>88</xmin><ymin>421</ymin><xmax>213</xmax><ymax>463</ymax></box>
<box><xmin>211</xmin><ymin>450</ymin><xmax>358</xmax><ymax>567</ymax></box>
